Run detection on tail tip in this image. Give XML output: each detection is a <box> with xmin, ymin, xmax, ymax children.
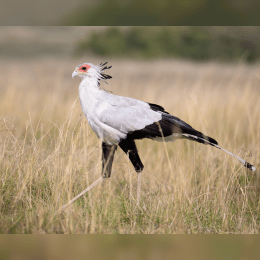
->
<box><xmin>207</xmin><ymin>136</ymin><xmax>218</xmax><ymax>146</ymax></box>
<box><xmin>210</xmin><ymin>138</ymin><xmax>218</xmax><ymax>145</ymax></box>
<box><xmin>245</xmin><ymin>162</ymin><xmax>256</xmax><ymax>171</ymax></box>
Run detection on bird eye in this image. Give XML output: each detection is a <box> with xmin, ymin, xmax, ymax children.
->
<box><xmin>82</xmin><ymin>67</ymin><xmax>87</xmax><ymax>70</ymax></box>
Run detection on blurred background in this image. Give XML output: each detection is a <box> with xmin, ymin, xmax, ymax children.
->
<box><xmin>1</xmin><ymin>235</ymin><xmax>260</xmax><ymax>259</ymax></box>
<box><xmin>0</xmin><ymin>0</ymin><xmax>260</xmax><ymax>25</ymax></box>
<box><xmin>0</xmin><ymin>26</ymin><xmax>260</xmax><ymax>255</ymax></box>
<box><xmin>1</xmin><ymin>27</ymin><xmax>260</xmax><ymax>63</ymax></box>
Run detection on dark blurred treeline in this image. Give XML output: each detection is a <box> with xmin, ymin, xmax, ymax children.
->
<box><xmin>64</xmin><ymin>0</ymin><xmax>259</xmax><ymax>26</ymax></box>
<box><xmin>76</xmin><ymin>27</ymin><xmax>260</xmax><ymax>63</ymax></box>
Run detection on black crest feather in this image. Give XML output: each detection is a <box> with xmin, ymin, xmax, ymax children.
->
<box><xmin>98</xmin><ymin>62</ymin><xmax>113</xmax><ymax>91</ymax></box>
<box><xmin>98</xmin><ymin>62</ymin><xmax>112</xmax><ymax>84</ymax></box>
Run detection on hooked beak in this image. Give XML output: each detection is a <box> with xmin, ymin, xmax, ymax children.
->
<box><xmin>72</xmin><ymin>71</ymin><xmax>78</xmax><ymax>78</ymax></box>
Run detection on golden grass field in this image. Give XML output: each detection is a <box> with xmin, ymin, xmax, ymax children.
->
<box><xmin>0</xmin><ymin>57</ymin><xmax>259</xmax><ymax>234</ymax></box>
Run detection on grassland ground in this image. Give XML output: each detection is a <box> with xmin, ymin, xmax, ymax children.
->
<box><xmin>0</xmin><ymin>57</ymin><xmax>259</xmax><ymax>233</ymax></box>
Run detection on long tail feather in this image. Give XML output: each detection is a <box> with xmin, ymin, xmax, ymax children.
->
<box><xmin>182</xmin><ymin>134</ymin><xmax>256</xmax><ymax>171</ymax></box>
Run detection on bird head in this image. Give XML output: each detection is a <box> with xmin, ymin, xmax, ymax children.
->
<box><xmin>72</xmin><ymin>62</ymin><xmax>112</xmax><ymax>85</ymax></box>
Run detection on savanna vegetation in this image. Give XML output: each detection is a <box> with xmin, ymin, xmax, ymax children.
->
<box><xmin>0</xmin><ymin>58</ymin><xmax>259</xmax><ymax>233</ymax></box>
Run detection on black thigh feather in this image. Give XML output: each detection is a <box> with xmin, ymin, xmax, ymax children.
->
<box><xmin>101</xmin><ymin>142</ymin><xmax>117</xmax><ymax>178</ymax></box>
<box><xmin>119</xmin><ymin>138</ymin><xmax>144</xmax><ymax>173</ymax></box>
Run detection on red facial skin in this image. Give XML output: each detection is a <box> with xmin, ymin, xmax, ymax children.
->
<box><xmin>78</xmin><ymin>64</ymin><xmax>91</xmax><ymax>72</ymax></box>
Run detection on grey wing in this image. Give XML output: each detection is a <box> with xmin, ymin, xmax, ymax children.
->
<box><xmin>97</xmin><ymin>95</ymin><xmax>162</xmax><ymax>134</ymax></box>
<box><xmin>99</xmin><ymin>104</ymin><xmax>162</xmax><ymax>134</ymax></box>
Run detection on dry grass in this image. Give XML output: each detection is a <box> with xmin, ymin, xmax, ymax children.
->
<box><xmin>0</xmin><ymin>57</ymin><xmax>259</xmax><ymax>234</ymax></box>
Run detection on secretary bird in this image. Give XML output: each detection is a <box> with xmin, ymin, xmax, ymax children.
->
<box><xmin>67</xmin><ymin>62</ymin><xmax>256</xmax><ymax>209</ymax></box>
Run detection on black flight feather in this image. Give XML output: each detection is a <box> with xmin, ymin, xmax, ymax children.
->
<box><xmin>127</xmin><ymin>103</ymin><xmax>218</xmax><ymax>146</ymax></box>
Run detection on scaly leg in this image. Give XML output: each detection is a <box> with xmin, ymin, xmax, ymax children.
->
<box><xmin>136</xmin><ymin>172</ymin><xmax>142</xmax><ymax>206</ymax></box>
<box><xmin>58</xmin><ymin>142</ymin><xmax>117</xmax><ymax>212</ymax></box>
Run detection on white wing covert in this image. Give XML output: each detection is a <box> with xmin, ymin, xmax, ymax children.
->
<box><xmin>97</xmin><ymin>97</ymin><xmax>162</xmax><ymax>134</ymax></box>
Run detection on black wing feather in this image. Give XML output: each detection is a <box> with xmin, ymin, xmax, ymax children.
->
<box><xmin>127</xmin><ymin>103</ymin><xmax>218</xmax><ymax>146</ymax></box>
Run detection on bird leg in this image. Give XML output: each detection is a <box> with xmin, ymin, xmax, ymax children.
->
<box><xmin>57</xmin><ymin>142</ymin><xmax>117</xmax><ymax>212</ymax></box>
<box><xmin>101</xmin><ymin>142</ymin><xmax>117</xmax><ymax>178</ymax></box>
<box><xmin>119</xmin><ymin>138</ymin><xmax>144</xmax><ymax>205</ymax></box>
<box><xmin>58</xmin><ymin>176</ymin><xmax>103</xmax><ymax>213</ymax></box>
<box><xmin>119</xmin><ymin>138</ymin><xmax>144</xmax><ymax>172</ymax></box>
<box><xmin>136</xmin><ymin>171</ymin><xmax>142</xmax><ymax>206</ymax></box>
